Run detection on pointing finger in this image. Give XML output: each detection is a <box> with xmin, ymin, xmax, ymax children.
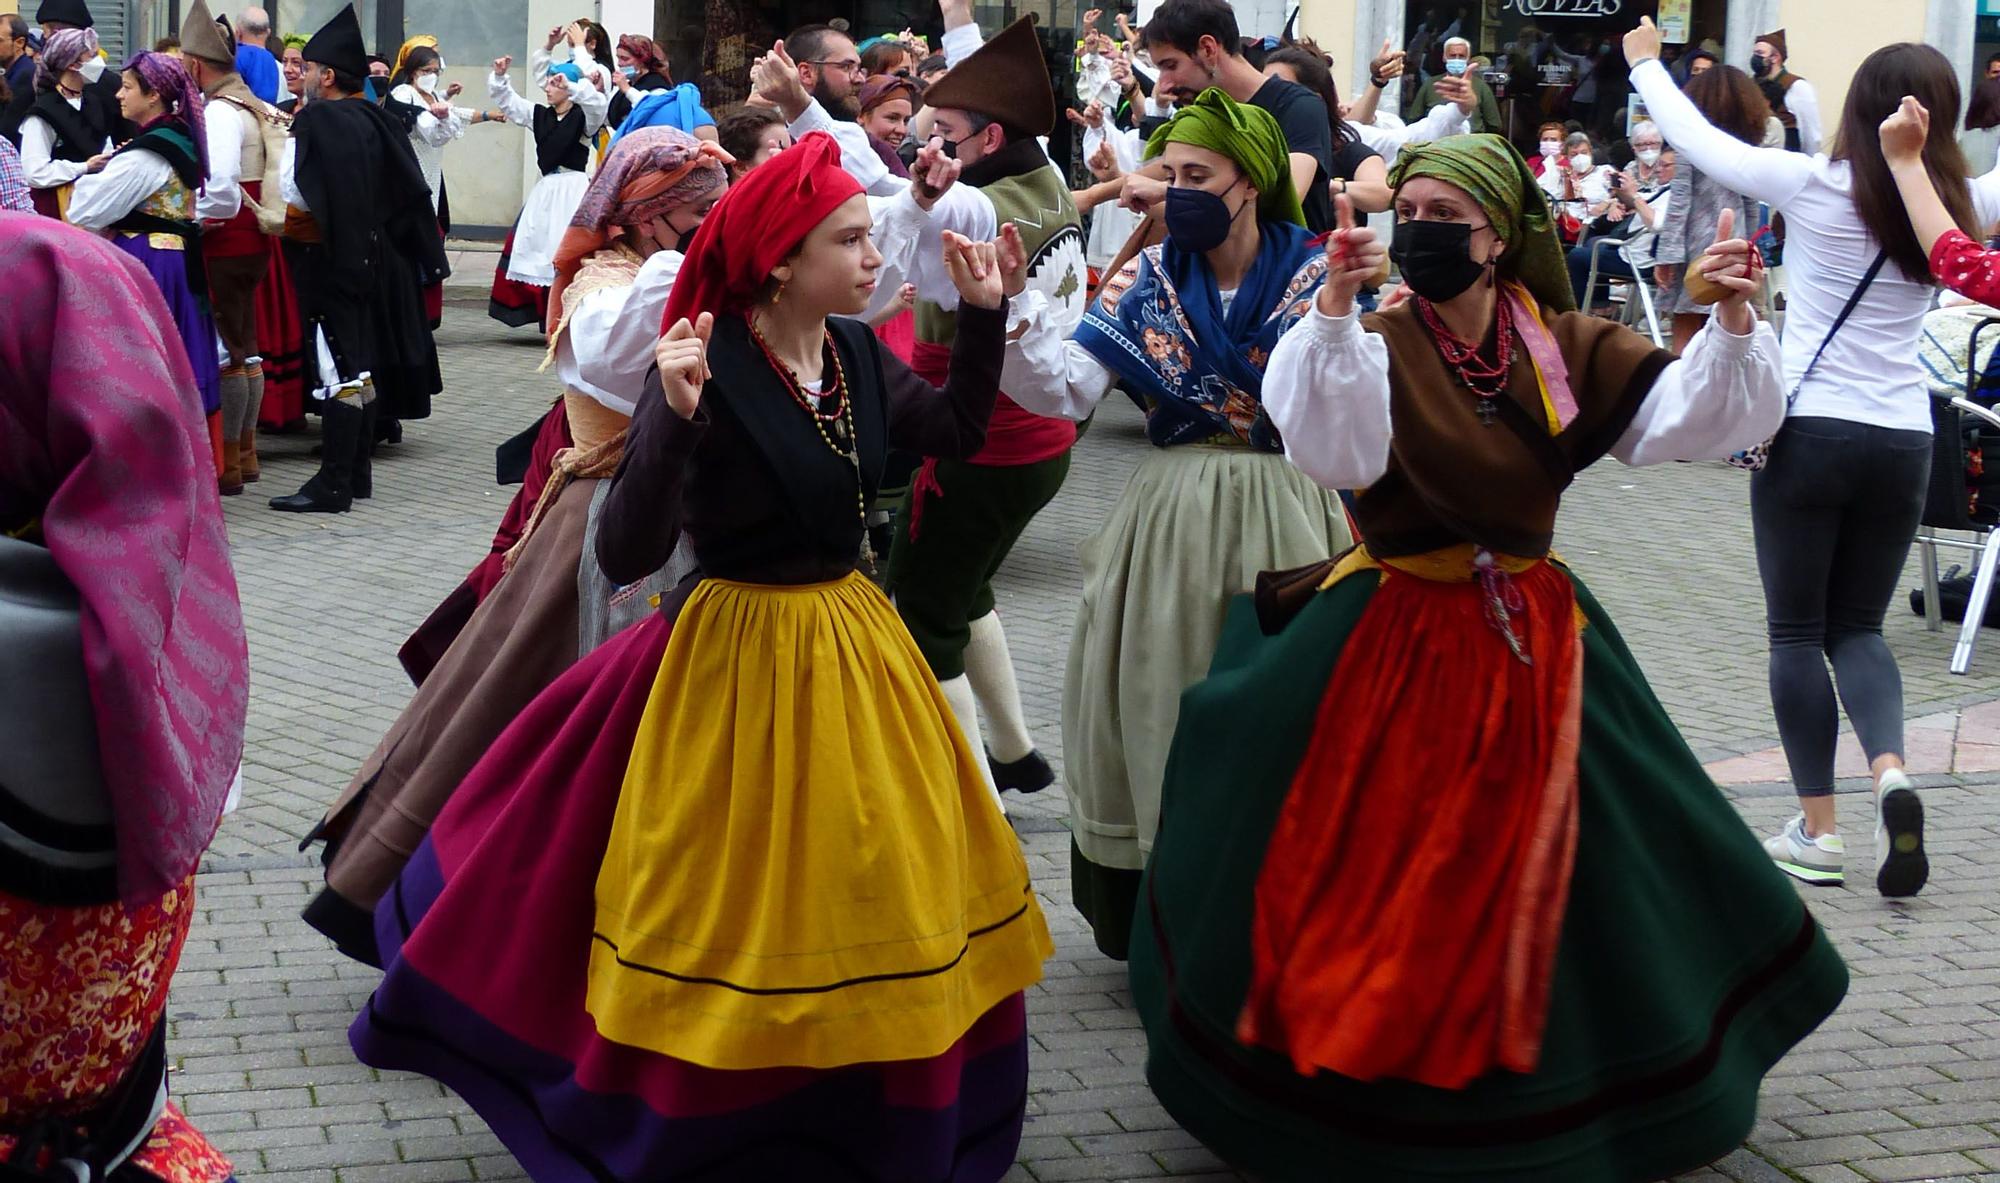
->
<box><xmin>1335</xmin><ymin>191</ymin><xmax>1356</xmax><ymax>234</ymax></box>
<box><xmin>1713</xmin><ymin>206</ymin><xmax>1734</xmax><ymax>245</ymax></box>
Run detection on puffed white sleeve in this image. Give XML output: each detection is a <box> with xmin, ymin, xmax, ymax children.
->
<box><xmin>1788</xmin><ymin>78</ymin><xmax>1822</xmax><ymax>157</ymax></box>
<box><xmin>64</xmin><ymin>150</ymin><xmax>174</xmax><ymax>230</ymax></box>
<box><xmin>1264</xmin><ymin>304</ymin><xmax>1394</xmax><ymax>491</ymax></box>
<box><xmin>865</xmin><ymin>182</ymin><xmax>996</xmax><ymax>315</ymax></box>
<box><xmin>490</xmin><ymin>72</ymin><xmax>536</xmax><ymax>126</ymax></box>
<box><xmin>1609</xmin><ymin>314</ymin><xmax>1785</xmax><ymax>466</ymax></box>
<box><xmin>196</xmin><ymin>108</ymin><xmax>243</xmax><ymax>221</ymax></box>
<box><xmin>399</xmin><ymin>86</ymin><xmax>471</xmax><ymax>146</ymax></box>
<box><xmin>570</xmin><ymin>76</ymin><xmax>611</xmax><ymax>135</ymax></box>
<box><xmin>942</xmin><ymin>21</ymin><xmax>984</xmax><ymax>66</ymax></box>
<box><xmin>791</xmin><ymin>98</ymin><xmax>904</xmax><ymax>197</ymax></box>
<box><xmin>279</xmin><ymin>135</ymin><xmax>304</xmax><ymax>209</ymax></box>
<box><xmin>19</xmin><ymin>116</ymin><xmax>89</xmax><ymax>188</ymax></box>
<box><xmin>998</xmin><ymin>288</ymin><xmax>1118</xmax><ymax>420</ymax></box>
<box><xmin>570</xmin><ymin>248</ymin><xmax>684</xmax><ymax>409</ymax></box>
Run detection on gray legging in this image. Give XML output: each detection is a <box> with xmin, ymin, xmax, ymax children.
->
<box><xmin>1751</xmin><ymin>415</ymin><xmax>1933</xmax><ymax>797</ymax></box>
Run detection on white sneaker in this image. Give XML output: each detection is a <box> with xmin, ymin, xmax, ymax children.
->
<box><xmin>1763</xmin><ymin>814</ymin><xmax>1845</xmax><ymax>886</ymax></box>
<box><xmin>1874</xmin><ymin>769</ymin><xmax>1928</xmax><ymax>898</ymax></box>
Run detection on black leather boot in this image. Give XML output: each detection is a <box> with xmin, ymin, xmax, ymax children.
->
<box><xmin>352</xmin><ymin>398</ymin><xmax>376</xmax><ymax>500</ymax></box>
<box><xmin>270</xmin><ymin>397</ymin><xmax>360</xmax><ymax>513</ymax></box>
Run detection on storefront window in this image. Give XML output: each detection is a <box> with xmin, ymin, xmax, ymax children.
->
<box><xmin>1402</xmin><ymin>0</ymin><xmax>1728</xmax><ymax>154</ymax></box>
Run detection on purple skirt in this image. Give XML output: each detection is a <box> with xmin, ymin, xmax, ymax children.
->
<box><xmin>349</xmin><ymin>613</ymin><xmax>1031</xmax><ymax>1182</ymax></box>
<box><xmin>115</xmin><ymin>233</ymin><xmax>222</xmax><ymax>416</ymax></box>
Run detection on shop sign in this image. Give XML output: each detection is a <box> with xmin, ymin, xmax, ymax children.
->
<box><xmin>1504</xmin><ymin>0</ymin><xmax>1625</xmax><ymax>15</ymax></box>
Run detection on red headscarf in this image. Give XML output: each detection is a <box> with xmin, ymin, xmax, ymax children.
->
<box><xmin>617</xmin><ymin>33</ymin><xmax>669</xmax><ymax>76</ymax></box>
<box><xmin>0</xmin><ymin>213</ymin><xmax>248</xmax><ymax>904</ymax></box>
<box><xmin>660</xmin><ymin>131</ymin><xmax>863</xmax><ymax>331</ymax></box>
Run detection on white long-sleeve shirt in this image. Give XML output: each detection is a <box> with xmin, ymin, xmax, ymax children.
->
<box><xmin>500</xmin><ymin>62</ymin><xmax>609</xmax><ymax>138</ymax></box>
<box><xmin>1262</xmin><ymin>303</ymin><xmax>1787</xmax><ymax>492</ymax></box>
<box><xmin>559</xmin><ymin>248</ymin><xmax>683</xmax><ymax>415</ymax></box>
<box><xmin>527</xmin><ymin>50</ymin><xmax>611</xmax><ymax>136</ymax></box>
<box><xmin>1353</xmin><ymin>102</ymin><xmax>1471</xmax><ymax>167</ymax></box>
<box><xmin>1782</xmin><ymin>76</ymin><xmax>1822</xmax><ymax>157</ymax></box>
<box><xmin>196</xmin><ymin>106</ymin><xmax>244</xmax><ymax>223</ymax></box>
<box><xmin>66</xmin><ymin>149</ymin><xmax>175</xmax><ymax>230</ymax></box>
<box><xmin>1633</xmin><ymin>57</ymin><xmax>2000</xmax><ymax>432</ymax></box>
<box><xmin>19</xmin><ymin>96</ymin><xmax>108</xmax><ymax>190</ymax></box>
<box><xmin>391</xmin><ymin>82</ymin><xmax>472</xmax><ymax>211</ymax></box>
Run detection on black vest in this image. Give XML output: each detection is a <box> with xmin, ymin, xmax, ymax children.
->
<box><xmin>27</xmin><ymin>87</ymin><xmax>113</xmax><ymax>163</ymax></box>
<box><xmin>533</xmin><ymin>103</ymin><xmax>589</xmax><ymax>175</ymax></box>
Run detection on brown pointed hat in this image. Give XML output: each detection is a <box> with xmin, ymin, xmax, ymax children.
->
<box><xmin>180</xmin><ymin>0</ymin><xmax>236</xmax><ymax>69</ymax></box>
<box><xmin>1756</xmin><ymin>28</ymin><xmax>1787</xmax><ymax>59</ymax></box>
<box><xmin>920</xmin><ymin>16</ymin><xmax>1055</xmax><ymax>138</ymax></box>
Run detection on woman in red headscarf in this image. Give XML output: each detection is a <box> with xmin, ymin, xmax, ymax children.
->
<box><xmin>350</xmin><ymin>132</ymin><xmax>1051</xmax><ymax>1182</ymax></box>
<box><xmin>302</xmin><ymin>128</ymin><xmax>729</xmax><ymax>968</ymax></box>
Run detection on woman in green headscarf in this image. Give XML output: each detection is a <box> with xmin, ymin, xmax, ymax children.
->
<box><xmin>998</xmin><ymin>88</ymin><xmax>1353</xmax><ymax>960</ymax></box>
<box><xmin>1126</xmin><ymin>132</ymin><xmax>1849</xmax><ymax>1181</ymax></box>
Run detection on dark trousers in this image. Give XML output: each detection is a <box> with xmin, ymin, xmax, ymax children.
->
<box><xmin>1567</xmin><ymin>240</ymin><xmax>1638</xmax><ymax>309</ymax></box>
<box><xmin>885</xmin><ymin>452</ymin><xmax>1071</xmax><ymax>680</ymax></box>
<box><xmin>1751</xmin><ymin>416</ymin><xmax>1933</xmax><ymax>796</ymax></box>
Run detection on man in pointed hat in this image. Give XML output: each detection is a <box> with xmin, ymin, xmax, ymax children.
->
<box><xmin>182</xmin><ymin>0</ymin><xmax>288</xmax><ymax>495</ymax></box>
<box><xmin>756</xmin><ymin>0</ymin><xmax>1083</xmax><ymax>806</ymax></box>
<box><xmin>1752</xmin><ymin>28</ymin><xmax>1819</xmax><ymax>155</ymax></box>
<box><xmin>271</xmin><ymin>3</ymin><xmax>445</xmax><ymax>514</ymax></box>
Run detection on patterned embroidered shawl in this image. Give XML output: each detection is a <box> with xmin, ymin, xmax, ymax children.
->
<box><xmin>1074</xmin><ymin>219</ymin><xmax>1325</xmax><ymax>451</ymax></box>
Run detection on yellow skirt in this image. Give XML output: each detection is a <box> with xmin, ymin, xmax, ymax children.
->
<box><xmin>587</xmin><ymin>573</ymin><xmax>1053</xmax><ymax>1071</ymax></box>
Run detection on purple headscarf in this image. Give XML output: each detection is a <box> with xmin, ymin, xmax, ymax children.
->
<box><xmin>35</xmin><ymin>27</ymin><xmax>97</xmax><ymax>93</ymax></box>
<box><xmin>123</xmin><ymin>50</ymin><xmax>209</xmax><ymax>176</ymax></box>
<box><xmin>0</xmin><ymin>213</ymin><xmax>248</xmax><ymax>904</ymax></box>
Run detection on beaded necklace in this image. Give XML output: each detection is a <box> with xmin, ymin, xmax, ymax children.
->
<box><xmin>1416</xmin><ymin>294</ymin><xmax>1515</xmax><ymax>424</ymax></box>
<box><xmin>747</xmin><ymin>314</ymin><xmax>875</xmax><ymax>572</ymax></box>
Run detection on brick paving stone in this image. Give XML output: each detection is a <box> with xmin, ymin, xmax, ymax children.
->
<box><xmin>168</xmin><ymin>305</ymin><xmax>2000</xmax><ymax>1181</ymax></box>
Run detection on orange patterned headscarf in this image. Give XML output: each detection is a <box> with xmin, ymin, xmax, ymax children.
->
<box><xmin>547</xmin><ymin>127</ymin><xmax>731</xmax><ymax>331</ymax></box>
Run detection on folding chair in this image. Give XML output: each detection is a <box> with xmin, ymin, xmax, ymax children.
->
<box><xmin>1915</xmin><ymin>316</ymin><xmax>2000</xmax><ymax>674</ymax></box>
<box><xmin>1582</xmin><ymin>236</ymin><xmax>1664</xmax><ymax>348</ymax></box>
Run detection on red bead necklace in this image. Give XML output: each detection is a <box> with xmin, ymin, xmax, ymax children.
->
<box><xmin>1416</xmin><ymin>295</ymin><xmax>1516</xmax><ymax>423</ymax></box>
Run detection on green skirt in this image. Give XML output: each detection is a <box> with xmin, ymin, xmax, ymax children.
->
<box><xmin>1129</xmin><ymin>566</ymin><xmax>1847</xmax><ymax>1182</ymax></box>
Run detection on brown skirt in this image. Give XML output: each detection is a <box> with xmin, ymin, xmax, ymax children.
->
<box><xmin>304</xmin><ymin>476</ymin><xmax>597</xmax><ymax>964</ymax></box>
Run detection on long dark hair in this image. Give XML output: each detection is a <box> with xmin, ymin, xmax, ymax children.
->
<box><xmin>1266</xmin><ymin>44</ymin><xmax>1359</xmax><ymax>151</ymax></box>
<box><xmin>392</xmin><ymin>45</ymin><xmax>441</xmax><ymax>91</ymax></box>
<box><xmin>575</xmin><ymin>18</ymin><xmax>615</xmax><ymax>74</ymax></box>
<box><xmin>1833</xmin><ymin>43</ymin><xmax>1978</xmax><ymax>281</ymax></box>
<box><xmin>1683</xmin><ymin>64</ymin><xmax>1769</xmax><ymax>146</ymax></box>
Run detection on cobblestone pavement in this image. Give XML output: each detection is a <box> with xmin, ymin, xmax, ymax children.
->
<box><xmin>172</xmin><ymin>302</ymin><xmax>2000</xmax><ymax>1182</ymax></box>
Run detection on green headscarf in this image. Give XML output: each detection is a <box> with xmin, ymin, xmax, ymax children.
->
<box><xmin>1387</xmin><ymin>133</ymin><xmax>1576</xmax><ymax>314</ymax></box>
<box><xmin>1145</xmin><ymin>88</ymin><xmax>1306</xmax><ymax>228</ymax></box>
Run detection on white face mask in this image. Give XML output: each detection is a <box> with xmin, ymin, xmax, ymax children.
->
<box><xmin>1635</xmin><ymin>148</ymin><xmax>1661</xmax><ymax>167</ymax></box>
<box><xmin>1539</xmin><ymin>140</ymin><xmax>1561</xmax><ymax>158</ymax></box>
<box><xmin>414</xmin><ymin>72</ymin><xmax>438</xmax><ymax>94</ymax></box>
<box><xmin>1570</xmin><ymin>152</ymin><xmax>1593</xmax><ymax>173</ymax></box>
<box><xmin>78</xmin><ymin>57</ymin><xmax>105</xmax><ymax>84</ymax></box>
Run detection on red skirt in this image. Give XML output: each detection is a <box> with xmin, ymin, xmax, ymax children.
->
<box><xmin>255</xmin><ymin>239</ymin><xmax>308</xmax><ymax>428</ymax></box>
<box><xmin>488</xmin><ymin>227</ymin><xmax>549</xmax><ymax>330</ymax></box>
<box><xmin>1238</xmin><ymin>553</ymin><xmax>1584</xmax><ymax>1089</ymax></box>
<box><xmin>1</xmin><ymin>880</ymin><xmax>236</xmax><ymax>1182</ymax></box>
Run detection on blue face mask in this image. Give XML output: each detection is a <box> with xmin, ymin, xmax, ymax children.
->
<box><xmin>1444</xmin><ymin>58</ymin><xmax>1468</xmax><ymax>76</ymax></box>
<box><xmin>1163</xmin><ymin>176</ymin><xmax>1247</xmax><ymax>255</ymax></box>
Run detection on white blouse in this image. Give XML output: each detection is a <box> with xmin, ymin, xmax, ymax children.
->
<box><xmin>391</xmin><ymin>82</ymin><xmax>473</xmax><ymax>212</ymax></box>
<box><xmin>558</xmin><ymin>248</ymin><xmax>684</xmax><ymax>415</ymax></box>
<box><xmin>19</xmin><ymin>95</ymin><xmax>108</xmax><ymax>190</ymax></box>
<box><xmin>1263</xmin><ymin>302</ymin><xmax>1787</xmax><ymax>492</ymax></box>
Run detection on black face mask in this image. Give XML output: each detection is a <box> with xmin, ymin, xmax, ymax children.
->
<box><xmin>937</xmin><ymin>132</ymin><xmax>972</xmax><ymax>161</ymax></box>
<box><xmin>1750</xmin><ymin>53</ymin><xmax>1770</xmax><ymax>77</ymax></box>
<box><xmin>1390</xmin><ymin>219</ymin><xmax>1492</xmax><ymax>302</ymax></box>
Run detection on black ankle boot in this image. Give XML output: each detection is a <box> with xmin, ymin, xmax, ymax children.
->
<box><xmin>353</xmin><ymin>400</ymin><xmax>376</xmax><ymax>500</ymax></box>
<box><xmin>988</xmin><ymin>749</ymin><xmax>1056</xmax><ymax>794</ymax></box>
<box><xmin>271</xmin><ymin>398</ymin><xmax>360</xmax><ymax>513</ymax></box>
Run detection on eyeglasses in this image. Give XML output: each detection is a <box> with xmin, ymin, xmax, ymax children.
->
<box><xmin>807</xmin><ymin>58</ymin><xmax>866</xmax><ymax>78</ymax></box>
